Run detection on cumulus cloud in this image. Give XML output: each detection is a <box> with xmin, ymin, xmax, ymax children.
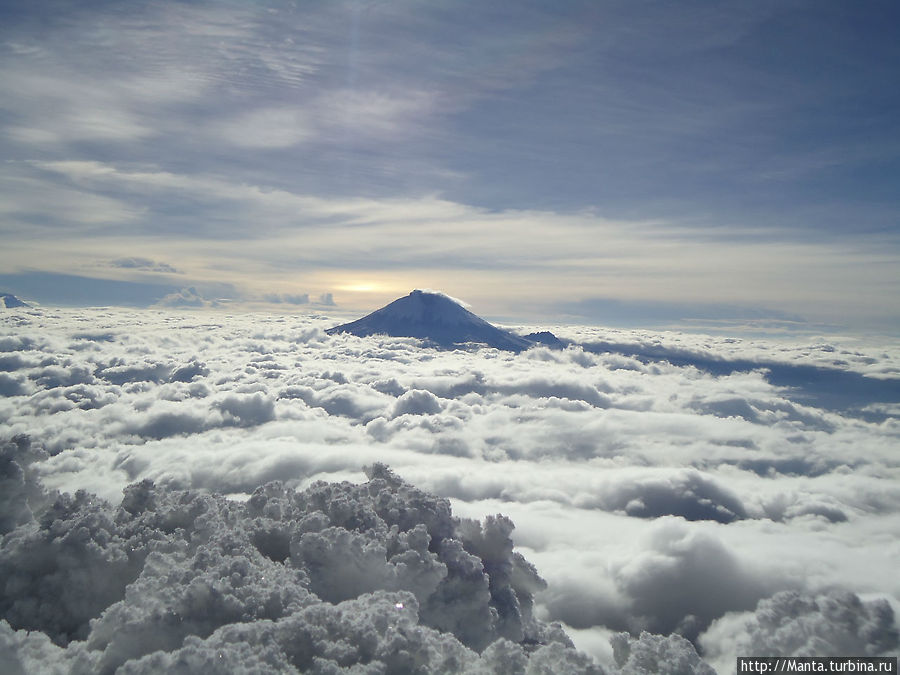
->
<box><xmin>0</xmin><ymin>436</ymin><xmax>48</xmax><ymax>535</ymax></box>
<box><xmin>391</xmin><ymin>389</ymin><xmax>443</xmax><ymax>418</ymax></box>
<box><xmin>0</xmin><ymin>461</ymin><xmax>602</xmax><ymax>672</ymax></box>
<box><xmin>536</xmin><ymin>517</ymin><xmax>773</xmax><ymax>644</ymax></box>
<box><xmin>0</xmin><ymin>374</ymin><xmax>28</xmax><ymax>397</ymax></box>
<box><xmin>611</xmin><ymin>522</ymin><xmax>768</xmax><ymax>640</ymax></box>
<box><xmin>611</xmin><ymin>631</ymin><xmax>715</xmax><ymax>675</ymax></box>
<box><xmin>700</xmin><ymin>590</ymin><xmax>899</xmax><ymax>673</ymax></box>
<box><xmin>216</xmin><ymin>393</ymin><xmax>276</xmax><ymax>427</ymax></box>
<box><xmin>154</xmin><ymin>287</ymin><xmax>220</xmax><ymax>308</ymax></box>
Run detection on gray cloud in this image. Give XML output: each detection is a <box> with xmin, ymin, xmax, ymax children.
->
<box><xmin>215</xmin><ymin>393</ymin><xmax>275</xmax><ymax>427</ymax></box>
<box><xmin>0</xmin><ymin>460</ymin><xmax>601</xmax><ymax>672</ymax></box>
<box><xmin>391</xmin><ymin>389</ymin><xmax>443</xmax><ymax>418</ymax></box>
<box><xmin>0</xmin><ymin>374</ymin><xmax>28</xmax><ymax>397</ymax></box>
<box><xmin>154</xmin><ymin>287</ymin><xmax>219</xmax><ymax>308</ymax></box>
<box><xmin>576</xmin><ymin>470</ymin><xmax>747</xmax><ymax>524</ymax></box>
<box><xmin>700</xmin><ymin>590</ymin><xmax>899</xmax><ymax>673</ymax></box>
<box><xmin>612</xmin><ymin>522</ymin><xmax>768</xmax><ymax>640</ymax></box>
<box><xmin>169</xmin><ymin>360</ymin><xmax>209</xmax><ymax>383</ymax></box>
<box><xmin>263</xmin><ymin>293</ymin><xmax>309</xmax><ymax>305</ymax></box>
<box><xmin>316</xmin><ymin>293</ymin><xmax>335</xmax><ymax>306</ymax></box>
<box><xmin>0</xmin><ymin>354</ymin><xmax>38</xmax><ymax>371</ymax></box>
<box><xmin>538</xmin><ymin>518</ymin><xmax>773</xmax><ymax>643</ymax></box>
<box><xmin>96</xmin><ymin>359</ymin><xmax>172</xmax><ymax>385</ymax></box>
<box><xmin>108</xmin><ymin>258</ymin><xmax>179</xmax><ymax>274</ymax></box>
<box><xmin>31</xmin><ymin>363</ymin><xmax>95</xmax><ymax>388</ymax></box>
<box><xmin>611</xmin><ymin>631</ymin><xmax>715</xmax><ymax>675</ymax></box>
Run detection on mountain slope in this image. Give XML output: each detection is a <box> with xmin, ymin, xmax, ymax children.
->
<box><xmin>0</xmin><ymin>293</ymin><xmax>29</xmax><ymax>308</ymax></box>
<box><xmin>326</xmin><ymin>290</ymin><xmax>535</xmax><ymax>352</ymax></box>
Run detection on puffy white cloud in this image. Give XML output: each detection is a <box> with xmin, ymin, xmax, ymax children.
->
<box><xmin>609</xmin><ymin>521</ymin><xmax>768</xmax><ymax>639</ymax></box>
<box><xmin>611</xmin><ymin>631</ymin><xmax>715</xmax><ymax>675</ymax></box>
<box><xmin>0</xmin><ymin>374</ymin><xmax>29</xmax><ymax>397</ymax></box>
<box><xmin>700</xmin><ymin>590</ymin><xmax>899</xmax><ymax>674</ymax></box>
<box><xmin>391</xmin><ymin>389</ymin><xmax>443</xmax><ymax>418</ymax></box>
<box><xmin>0</xmin><ymin>459</ymin><xmax>600</xmax><ymax>672</ymax></box>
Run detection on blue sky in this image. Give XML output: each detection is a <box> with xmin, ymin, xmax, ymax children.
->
<box><xmin>1</xmin><ymin>0</ymin><xmax>898</xmax><ymax>330</ymax></box>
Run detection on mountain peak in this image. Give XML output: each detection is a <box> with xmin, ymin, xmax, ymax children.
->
<box><xmin>326</xmin><ymin>290</ymin><xmax>536</xmax><ymax>351</ymax></box>
<box><xmin>0</xmin><ymin>293</ymin><xmax>30</xmax><ymax>309</ymax></box>
<box><xmin>409</xmin><ymin>288</ymin><xmax>469</xmax><ymax>307</ymax></box>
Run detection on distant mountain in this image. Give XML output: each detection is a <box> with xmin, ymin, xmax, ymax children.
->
<box><xmin>523</xmin><ymin>331</ymin><xmax>565</xmax><ymax>348</ymax></box>
<box><xmin>326</xmin><ymin>289</ymin><xmax>546</xmax><ymax>352</ymax></box>
<box><xmin>0</xmin><ymin>293</ymin><xmax>29</xmax><ymax>308</ymax></box>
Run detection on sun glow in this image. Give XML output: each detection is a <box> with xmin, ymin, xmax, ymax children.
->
<box><xmin>336</xmin><ymin>282</ymin><xmax>386</xmax><ymax>293</ymax></box>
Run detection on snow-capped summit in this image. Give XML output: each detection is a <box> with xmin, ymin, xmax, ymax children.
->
<box><xmin>326</xmin><ymin>289</ymin><xmax>536</xmax><ymax>352</ymax></box>
<box><xmin>0</xmin><ymin>293</ymin><xmax>29</xmax><ymax>309</ymax></box>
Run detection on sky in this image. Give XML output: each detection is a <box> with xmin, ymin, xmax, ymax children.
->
<box><xmin>1</xmin><ymin>0</ymin><xmax>899</xmax><ymax>330</ymax></box>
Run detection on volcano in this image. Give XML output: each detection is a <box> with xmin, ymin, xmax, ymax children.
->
<box><xmin>0</xmin><ymin>293</ymin><xmax>29</xmax><ymax>309</ymax></box>
<box><xmin>326</xmin><ymin>290</ymin><xmax>538</xmax><ymax>352</ymax></box>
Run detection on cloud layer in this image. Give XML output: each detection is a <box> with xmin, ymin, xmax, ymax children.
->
<box><xmin>1</xmin><ymin>307</ymin><xmax>898</xmax><ymax>670</ymax></box>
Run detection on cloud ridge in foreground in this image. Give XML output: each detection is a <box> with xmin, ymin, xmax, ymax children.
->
<box><xmin>1</xmin><ymin>444</ymin><xmax>613</xmax><ymax>673</ymax></box>
<box><xmin>4</xmin><ymin>435</ymin><xmax>896</xmax><ymax>674</ymax></box>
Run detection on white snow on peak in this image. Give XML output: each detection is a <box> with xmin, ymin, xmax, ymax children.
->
<box><xmin>412</xmin><ymin>289</ymin><xmax>472</xmax><ymax>309</ymax></box>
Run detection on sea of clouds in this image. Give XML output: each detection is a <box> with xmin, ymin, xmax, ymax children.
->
<box><xmin>1</xmin><ymin>308</ymin><xmax>899</xmax><ymax>673</ymax></box>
